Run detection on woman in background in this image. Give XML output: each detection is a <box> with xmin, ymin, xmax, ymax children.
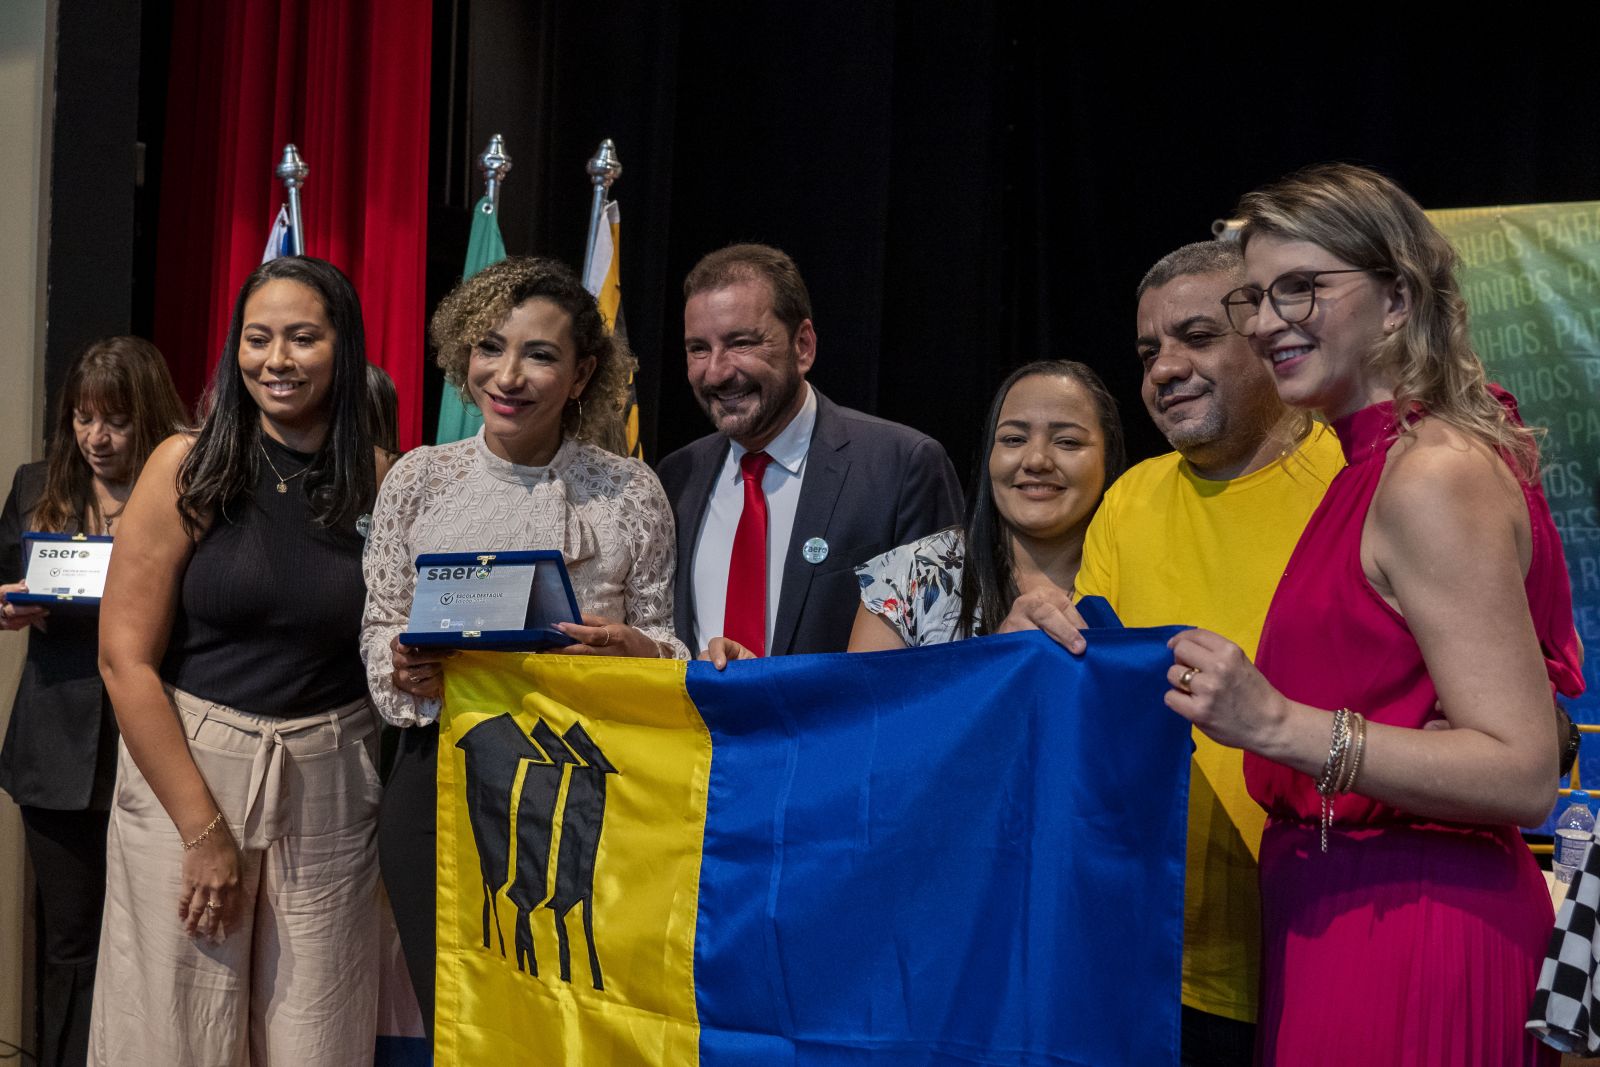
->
<box><xmin>365</xmin><ymin>361</ymin><xmax>401</xmax><ymax>455</ymax></box>
<box><xmin>0</xmin><ymin>337</ymin><xmax>185</xmax><ymax>1067</ymax></box>
<box><xmin>92</xmin><ymin>257</ymin><xmax>388</xmax><ymax>1066</ymax></box>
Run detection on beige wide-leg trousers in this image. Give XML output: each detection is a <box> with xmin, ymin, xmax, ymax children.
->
<box><xmin>89</xmin><ymin>689</ymin><xmax>383</xmax><ymax>1067</ymax></box>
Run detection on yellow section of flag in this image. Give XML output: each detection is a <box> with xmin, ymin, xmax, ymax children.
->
<box><xmin>435</xmin><ymin>652</ymin><xmax>710</xmax><ymax>1066</ymax></box>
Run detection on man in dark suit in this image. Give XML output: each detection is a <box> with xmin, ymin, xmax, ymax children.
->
<box><xmin>656</xmin><ymin>243</ymin><xmax>962</xmax><ymax>657</ymax></box>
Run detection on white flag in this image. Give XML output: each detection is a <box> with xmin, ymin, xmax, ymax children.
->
<box><xmin>260</xmin><ymin>205</ymin><xmax>294</xmax><ymax>263</ymax></box>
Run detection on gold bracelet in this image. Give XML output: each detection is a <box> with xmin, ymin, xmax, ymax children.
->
<box><xmin>1341</xmin><ymin>712</ymin><xmax>1368</xmax><ymax>795</ymax></box>
<box><xmin>182</xmin><ymin>811</ymin><xmax>226</xmax><ymax>851</ymax></box>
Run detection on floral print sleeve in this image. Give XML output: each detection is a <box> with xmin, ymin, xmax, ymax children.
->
<box><xmin>853</xmin><ymin>527</ymin><xmax>967</xmax><ymax>647</ymax></box>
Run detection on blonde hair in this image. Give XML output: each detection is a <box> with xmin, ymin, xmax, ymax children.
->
<box><xmin>431</xmin><ymin>257</ymin><xmax>636</xmax><ymax>455</ymax></box>
<box><xmin>1236</xmin><ymin>163</ymin><xmax>1539</xmax><ymax>478</ymax></box>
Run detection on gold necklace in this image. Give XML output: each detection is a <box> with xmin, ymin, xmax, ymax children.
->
<box><xmin>258</xmin><ymin>439</ymin><xmax>309</xmax><ymax>494</ymax></box>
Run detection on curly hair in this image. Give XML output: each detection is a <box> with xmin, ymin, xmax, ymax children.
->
<box><xmin>1236</xmin><ymin>163</ymin><xmax>1539</xmax><ymax>479</ymax></box>
<box><xmin>431</xmin><ymin>256</ymin><xmax>636</xmax><ymax>455</ymax></box>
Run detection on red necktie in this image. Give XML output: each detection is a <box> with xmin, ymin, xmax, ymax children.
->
<box><xmin>724</xmin><ymin>451</ymin><xmax>773</xmax><ymax>657</ymax></box>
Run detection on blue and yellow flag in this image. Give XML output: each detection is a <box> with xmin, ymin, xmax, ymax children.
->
<box><xmin>435</xmin><ymin>627</ymin><xmax>1190</xmax><ymax>1066</ymax></box>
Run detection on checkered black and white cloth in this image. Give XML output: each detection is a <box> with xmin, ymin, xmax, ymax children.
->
<box><xmin>1529</xmin><ymin>837</ymin><xmax>1600</xmax><ymax>1053</ymax></box>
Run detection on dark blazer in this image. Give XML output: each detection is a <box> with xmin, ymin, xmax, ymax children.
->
<box><xmin>0</xmin><ymin>461</ymin><xmax>117</xmax><ymax>810</ymax></box>
<box><xmin>656</xmin><ymin>388</ymin><xmax>963</xmax><ymax>656</ymax></box>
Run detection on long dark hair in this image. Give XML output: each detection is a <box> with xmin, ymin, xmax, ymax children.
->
<box><xmin>177</xmin><ymin>256</ymin><xmax>375</xmax><ymax>533</ymax></box>
<box><xmin>34</xmin><ymin>336</ymin><xmax>188</xmax><ymax>533</ymax></box>
<box><xmin>957</xmin><ymin>360</ymin><xmax>1125</xmax><ymax>637</ymax></box>
<box><xmin>364</xmin><ymin>362</ymin><xmax>400</xmax><ymax>455</ymax></box>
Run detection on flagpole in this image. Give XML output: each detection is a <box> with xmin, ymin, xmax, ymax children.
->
<box><xmin>582</xmin><ymin>139</ymin><xmax>622</xmax><ymax>281</ymax></box>
<box><xmin>274</xmin><ymin>144</ymin><xmax>309</xmax><ymax>256</ymax></box>
<box><xmin>478</xmin><ymin>134</ymin><xmax>512</xmax><ymax>213</ymax></box>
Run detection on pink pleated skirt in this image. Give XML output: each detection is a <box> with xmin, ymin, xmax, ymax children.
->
<box><xmin>1257</xmin><ymin>818</ymin><xmax>1557</xmax><ymax>1067</ymax></box>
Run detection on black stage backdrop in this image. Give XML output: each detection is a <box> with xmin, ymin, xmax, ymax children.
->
<box><xmin>131</xmin><ymin>7</ymin><xmax>1600</xmax><ymax>489</ymax></box>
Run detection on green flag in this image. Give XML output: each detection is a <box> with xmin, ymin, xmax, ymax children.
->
<box><xmin>434</xmin><ymin>196</ymin><xmax>508</xmax><ymax>443</ymax></box>
<box><xmin>1428</xmin><ymin>202</ymin><xmax>1600</xmax><ymax>734</ymax></box>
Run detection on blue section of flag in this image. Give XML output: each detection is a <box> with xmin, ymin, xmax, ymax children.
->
<box><xmin>685</xmin><ymin>626</ymin><xmax>1190</xmax><ymax>1066</ymax></box>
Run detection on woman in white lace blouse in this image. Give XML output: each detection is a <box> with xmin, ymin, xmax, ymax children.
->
<box><xmin>360</xmin><ymin>257</ymin><xmax>685</xmax><ymax>1034</ymax></box>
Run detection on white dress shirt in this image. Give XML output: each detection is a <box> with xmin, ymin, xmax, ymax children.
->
<box><xmin>690</xmin><ymin>383</ymin><xmax>818</xmax><ymax>654</ymax></box>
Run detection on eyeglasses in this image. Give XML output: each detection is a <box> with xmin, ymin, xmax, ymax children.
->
<box><xmin>1220</xmin><ymin>269</ymin><xmax>1380</xmax><ymax>336</ymax></box>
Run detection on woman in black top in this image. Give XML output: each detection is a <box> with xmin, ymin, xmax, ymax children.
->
<box><xmin>91</xmin><ymin>257</ymin><xmax>391</xmax><ymax>1066</ymax></box>
<box><xmin>0</xmin><ymin>337</ymin><xmax>185</xmax><ymax>1067</ymax></box>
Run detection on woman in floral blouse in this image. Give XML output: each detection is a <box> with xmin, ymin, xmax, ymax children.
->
<box><xmin>849</xmin><ymin>360</ymin><xmax>1124</xmax><ymax>649</ymax></box>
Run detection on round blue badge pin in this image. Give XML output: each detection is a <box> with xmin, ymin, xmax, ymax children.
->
<box><xmin>802</xmin><ymin>537</ymin><xmax>829</xmax><ymax>564</ymax></box>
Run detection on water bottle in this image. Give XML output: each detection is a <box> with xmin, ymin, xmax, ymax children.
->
<box><xmin>1554</xmin><ymin>790</ymin><xmax>1595</xmax><ymax>884</ymax></box>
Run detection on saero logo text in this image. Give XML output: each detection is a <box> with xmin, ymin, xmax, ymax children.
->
<box><xmin>425</xmin><ymin>565</ymin><xmax>493</xmax><ymax>580</ymax></box>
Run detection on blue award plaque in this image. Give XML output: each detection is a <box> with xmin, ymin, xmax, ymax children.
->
<box><xmin>399</xmin><ymin>550</ymin><xmax>582</xmax><ymax>651</ymax></box>
<box><xmin>12</xmin><ymin>532</ymin><xmax>115</xmax><ymax>611</ymax></box>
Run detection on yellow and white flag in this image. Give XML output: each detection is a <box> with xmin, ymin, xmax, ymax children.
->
<box><xmin>583</xmin><ymin>201</ymin><xmax>641</xmax><ymax>459</ymax></box>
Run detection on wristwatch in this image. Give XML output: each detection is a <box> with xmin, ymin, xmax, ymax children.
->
<box><xmin>1559</xmin><ymin>703</ymin><xmax>1581</xmax><ymax>779</ymax></box>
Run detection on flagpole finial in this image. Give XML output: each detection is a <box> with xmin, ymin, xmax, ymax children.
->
<box><xmin>273</xmin><ymin>144</ymin><xmax>309</xmax><ymax>256</ymax></box>
<box><xmin>274</xmin><ymin>144</ymin><xmax>309</xmax><ymax>187</ymax></box>
<box><xmin>586</xmin><ymin>139</ymin><xmax>622</xmax><ymax>191</ymax></box>
<box><xmin>582</xmin><ymin>140</ymin><xmax>622</xmax><ymax>283</ymax></box>
<box><xmin>478</xmin><ymin>134</ymin><xmax>512</xmax><ymax>212</ymax></box>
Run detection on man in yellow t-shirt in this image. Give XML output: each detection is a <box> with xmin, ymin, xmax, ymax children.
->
<box><xmin>1014</xmin><ymin>241</ymin><xmax>1343</xmax><ymax>1065</ymax></box>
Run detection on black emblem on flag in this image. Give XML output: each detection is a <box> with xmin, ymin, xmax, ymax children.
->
<box><xmin>456</xmin><ymin>713</ymin><xmax>619</xmax><ymax>989</ymax></box>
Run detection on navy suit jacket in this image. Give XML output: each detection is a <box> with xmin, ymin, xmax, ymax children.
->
<box><xmin>656</xmin><ymin>388</ymin><xmax>963</xmax><ymax>656</ymax></box>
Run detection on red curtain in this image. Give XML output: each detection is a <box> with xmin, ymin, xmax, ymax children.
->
<box><xmin>154</xmin><ymin>0</ymin><xmax>431</xmax><ymax>449</ymax></box>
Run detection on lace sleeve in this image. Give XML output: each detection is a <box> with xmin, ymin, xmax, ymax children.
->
<box><xmin>618</xmin><ymin>461</ymin><xmax>688</xmax><ymax>660</ymax></box>
<box><xmin>360</xmin><ymin>448</ymin><xmax>440</xmax><ymax>726</ymax></box>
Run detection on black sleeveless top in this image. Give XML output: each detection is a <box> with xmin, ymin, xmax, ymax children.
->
<box><xmin>161</xmin><ymin>436</ymin><xmax>369</xmax><ymax>717</ymax></box>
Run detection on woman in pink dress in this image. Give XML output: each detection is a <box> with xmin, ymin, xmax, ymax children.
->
<box><xmin>1164</xmin><ymin>163</ymin><xmax>1584</xmax><ymax>1066</ymax></box>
